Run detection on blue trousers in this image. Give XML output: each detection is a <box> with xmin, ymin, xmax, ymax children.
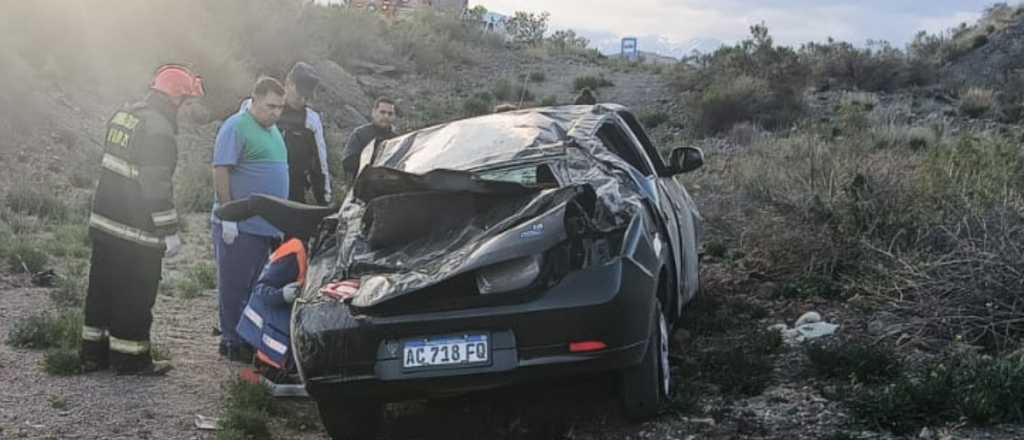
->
<box><xmin>212</xmin><ymin>223</ymin><xmax>276</xmax><ymax>350</ymax></box>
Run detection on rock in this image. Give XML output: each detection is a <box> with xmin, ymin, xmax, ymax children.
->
<box><xmin>357</xmin><ymin>75</ymin><xmax>397</xmax><ymax>91</ymax></box>
<box><xmin>681</xmin><ymin>417</ymin><xmax>716</xmax><ymax>426</ymax></box>
<box><xmin>919</xmin><ymin>427</ymin><xmax>935</xmax><ymax>439</ymax></box>
<box><xmin>348</xmin><ymin>59</ymin><xmax>400</xmax><ymax>76</ymax></box>
<box><xmin>311</xmin><ymin>60</ymin><xmax>372</xmax><ymax>123</ymax></box>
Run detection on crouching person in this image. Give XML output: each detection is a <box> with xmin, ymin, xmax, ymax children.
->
<box><xmin>236</xmin><ymin>238</ymin><xmax>306</xmax><ymax>375</ymax></box>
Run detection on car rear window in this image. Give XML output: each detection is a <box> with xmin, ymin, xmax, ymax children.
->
<box><xmin>477</xmin><ymin>163</ymin><xmax>559</xmax><ymax>187</ymax></box>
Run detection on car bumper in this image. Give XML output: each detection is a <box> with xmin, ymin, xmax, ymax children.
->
<box><xmin>294</xmin><ymin>257</ymin><xmax>658</xmax><ymax>402</ymax></box>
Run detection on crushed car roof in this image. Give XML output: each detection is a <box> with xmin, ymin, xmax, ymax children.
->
<box><xmin>370</xmin><ymin>104</ymin><xmax>629</xmax><ymax>174</ymax></box>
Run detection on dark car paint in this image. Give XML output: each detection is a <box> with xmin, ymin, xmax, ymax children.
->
<box><xmin>292</xmin><ymin>104</ymin><xmax>702</xmax><ymax>402</ymax></box>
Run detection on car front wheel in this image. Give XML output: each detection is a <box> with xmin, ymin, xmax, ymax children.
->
<box><xmin>619</xmin><ymin>299</ymin><xmax>670</xmax><ymax>420</ymax></box>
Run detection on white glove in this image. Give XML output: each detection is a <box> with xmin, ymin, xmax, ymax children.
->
<box><xmin>164</xmin><ymin>234</ymin><xmax>183</xmax><ymax>258</ymax></box>
<box><xmin>221</xmin><ymin>221</ymin><xmax>238</xmax><ymax>245</ymax></box>
<box><xmin>282</xmin><ymin>282</ymin><xmax>301</xmax><ymax>304</ymax></box>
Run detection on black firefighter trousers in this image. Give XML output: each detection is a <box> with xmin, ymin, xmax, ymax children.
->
<box><xmin>81</xmin><ymin>236</ymin><xmax>163</xmax><ymax>371</ymax></box>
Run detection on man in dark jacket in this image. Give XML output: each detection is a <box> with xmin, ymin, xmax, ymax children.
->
<box><xmin>240</xmin><ymin>62</ymin><xmax>331</xmax><ymax>205</ymax></box>
<box><xmin>81</xmin><ymin>64</ymin><xmax>204</xmax><ymax>376</ymax></box>
<box><xmin>341</xmin><ymin>97</ymin><xmax>397</xmax><ymax>182</ymax></box>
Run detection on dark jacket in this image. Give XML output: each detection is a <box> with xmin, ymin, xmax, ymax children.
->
<box><xmin>89</xmin><ymin>92</ymin><xmax>179</xmax><ymax>250</ymax></box>
<box><xmin>341</xmin><ymin>123</ymin><xmax>396</xmax><ymax>182</ymax></box>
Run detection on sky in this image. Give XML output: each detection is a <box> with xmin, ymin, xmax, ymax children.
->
<box><xmin>471</xmin><ymin>0</ymin><xmax>1006</xmax><ymax>47</ymax></box>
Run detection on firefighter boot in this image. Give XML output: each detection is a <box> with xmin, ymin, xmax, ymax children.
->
<box><xmin>79</xmin><ymin>339</ymin><xmax>110</xmax><ymax>373</ymax></box>
<box><xmin>111</xmin><ymin>352</ymin><xmax>173</xmax><ymax>376</ymax></box>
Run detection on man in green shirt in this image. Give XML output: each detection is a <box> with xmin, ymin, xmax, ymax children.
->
<box><xmin>211</xmin><ymin>77</ymin><xmax>289</xmax><ymax>361</ymax></box>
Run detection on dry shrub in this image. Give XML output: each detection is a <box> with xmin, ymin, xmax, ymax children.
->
<box><xmin>853</xmin><ymin>136</ymin><xmax>1024</xmax><ymax>350</ymax></box>
<box><xmin>961</xmin><ymin>87</ymin><xmax>995</xmax><ymax>118</ymax></box>
<box><xmin>726</xmin><ymin>122</ymin><xmax>759</xmax><ymax>147</ymax></box>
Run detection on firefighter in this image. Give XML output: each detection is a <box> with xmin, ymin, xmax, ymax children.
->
<box><xmin>80</xmin><ymin>64</ymin><xmax>204</xmax><ymax>375</ymax></box>
<box><xmin>235</xmin><ymin>238</ymin><xmax>307</xmax><ymax>375</ymax></box>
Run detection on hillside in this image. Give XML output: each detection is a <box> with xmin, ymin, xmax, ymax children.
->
<box><xmin>3</xmin><ymin>2</ymin><xmax>1024</xmax><ymax>440</ymax></box>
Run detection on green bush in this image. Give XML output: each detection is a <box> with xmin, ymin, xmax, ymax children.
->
<box><xmin>6</xmin><ymin>243</ymin><xmax>49</xmax><ymax>274</ymax></box>
<box><xmin>43</xmin><ymin>348</ymin><xmax>81</xmax><ymax>376</ymax></box>
<box><xmin>845</xmin><ymin>353</ymin><xmax>1024</xmax><ymax>434</ymax></box>
<box><xmin>166</xmin><ymin>277</ymin><xmax>208</xmax><ymax>299</ymax></box>
<box><xmin>189</xmin><ymin>262</ymin><xmax>218</xmax><ymax>290</ymax></box>
<box><xmin>572</xmin><ymin>75</ymin><xmax>614</xmax><ymax>91</ymax></box>
<box><xmin>703</xmin><ymin>241</ymin><xmax>728</xmax><ymax>259</ymax></box>
<box><xmin>45</xmin><ymin>224</ymin><xmax>90</xmax><ymax>259</ymax></box>
<box><xmin>699</xmin><ymin>75</ymin><xmax>802</xmax><ymax>134</ymax></box>
<box><xmin>215</xmin><ymin>429</ymin><xmax>247</xmax><ymax>440</ymax></box>
<box><xmin>218</xmin><ymin>379</ymin><xmax>278</xmax><ymax>440</ymax></box>
<box><xmin>800</xmin><ymin>39</ymin><xmax>927</xmax><ymax>92</ymax></box>
<box><xmin>50</xmin><ymin>261</ymin><xmax>87</xmax><ymax>308</ymax></box>
<box><xmin>385</xmin><ymin>10</ymin><xmax>498</xmax><ymax>74</ymax></box>
<box><xmin>528</xmin><ymin>71</ymin><xmax>546</xmax><ymax>83</ymax></box>
<box><xmin>5</xmin><ymin>185</ymin><xmax>69</xmax><ymax>222</ymax></box>
<box><xmin>492</xmin><ymin>78</ymin><xmax>534</xmax><ymax>103</ymax></box>
<box><xmin>463</xmin><ymin>94</ymin><xmax>494</xmax><ymax>117</ymax></box>
<box><xmin>540</xmin><ymin>95</ymin><xmax>558</xmax><ymax>106</ymax></box>
<box><xmin>7</xmin><ymin>310</ymin><xmax>82</xmax><ymax>350</ymax></box>
<box><xmin>639</xmin><ymin>111</ymin><xmax>670</xmax><ymax>129</ymax></box>
<box><xmin>779</xmin><ymin>272</ymin><xmax>842</xmax><ymax>299</ymax></box>
<box><xmin>805</xmin><ymin>340</ymin><xmax>901</xmax><ymax>384</ymax></box>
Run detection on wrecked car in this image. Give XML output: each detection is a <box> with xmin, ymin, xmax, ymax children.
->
<box><xmin>225</xmin><ymin>104</ymin><xmax>704</xmax><ymax>439</ymax></box>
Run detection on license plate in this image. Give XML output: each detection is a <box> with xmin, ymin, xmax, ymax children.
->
<box><xmin>402</xmin><ymin>334</ymin><xmax>489</xmax><ymax>369</ymax></box>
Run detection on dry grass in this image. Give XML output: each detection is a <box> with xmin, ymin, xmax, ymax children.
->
<box><xmin>713</xmin><ymin>120</ymin><xmax>1024</xmax><ymax>352</ymax></box>
<box><xmin>961</xmin><ymin>87</ymin><xmax>995</xmax><ymax>118</ymax></box>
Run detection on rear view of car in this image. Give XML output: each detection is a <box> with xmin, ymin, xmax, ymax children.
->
<box><xmin>291</xmin><ymin>105</ymin><xmax>704</xmax><ymax>439</ymax></box>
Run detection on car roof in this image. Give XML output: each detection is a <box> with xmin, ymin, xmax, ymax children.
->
<box><xmin>369</xmin><ymin>104</ymin><xmax>631</xmax><ymax>174</ymax></box>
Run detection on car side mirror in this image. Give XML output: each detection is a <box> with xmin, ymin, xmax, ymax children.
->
<box><xmin>669</xmin><ymin>147</ymin><xmax>704</xmax><ymax>174</ymax></box>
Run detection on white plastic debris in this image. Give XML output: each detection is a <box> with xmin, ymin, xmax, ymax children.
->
<box><xmin>194</xmin><ymin>415</ymin><xmax>219</xmax><ymax>430</ymax></box>
<box><xmin>768</xmin><ymin>311</ymin><xmax>839</xmax><ymax>345</ymax></box>
<box><xmin>795</xmin><ymin>311</ymin><xmax>822</xmax><ymax>327</ymax></box>
<box><xmin>795</xmin><ymin>322</ymin><xmax>839</xmax><ymax>341</ymax></box>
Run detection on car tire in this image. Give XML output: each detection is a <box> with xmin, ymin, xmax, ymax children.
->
<box><xmin>620</xmin><ymin>299</ymin><xmax>670</xmax><ymax>421</ymax></box>
<box><xmin>316</xmin><ymin>397</ymin><xmax>382</xmax><ymax>440</ymax></box>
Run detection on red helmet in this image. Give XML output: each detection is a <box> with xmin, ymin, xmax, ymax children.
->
<box><xmin>151</xmin><ymin>64</ymin><xmax>205</xmax><ymax>98</ymax></box>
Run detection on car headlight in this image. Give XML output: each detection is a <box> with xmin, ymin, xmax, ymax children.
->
<box><xmin>476</xmin><ymin>255</ymin><xmax>542</xmax><ymax>294</ymax></box>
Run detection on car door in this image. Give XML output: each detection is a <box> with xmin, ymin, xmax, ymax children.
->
<box><xmin>595</xmin><ymin>116</ymin><xmax>689</xmax><ymax>320</ymax></box>
<box><xmin>615</xmin><ymin>111</ymin><xmax>701</xmax><ymax>314</ymax></box>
